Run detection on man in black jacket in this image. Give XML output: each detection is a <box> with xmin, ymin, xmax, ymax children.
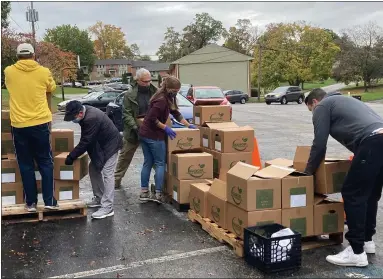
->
<box><xmin>305</xmin><ymin>88</ymin><xmax>383</xmax><ymax>267</ymax></box>
<box><xmin>64</xmin><ymin>100</ymin><xmax>123</xmax><ymax>219</ymax></box>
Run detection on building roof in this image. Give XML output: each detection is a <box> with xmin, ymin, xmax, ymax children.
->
<box><xmin>145</xmin><ymin>63</ymin><xmax>170</xmax><ymax>72</ymax></box>
<box><xmin>95</xmin><ymin>59</ymin><xmax>132</xmax><ymax>66</ymax></box>
<box><xmin>171</xmin><ymin>44</ymin><xmax>253</xmax><ymax>65</ymax></box>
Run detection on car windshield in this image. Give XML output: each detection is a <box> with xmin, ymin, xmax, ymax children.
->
<box><xmin>82</xmin><ymin>92</ymin><xmax>99</xmax><ymax>99</ymax></box>
<box><xmin>176</xmin><ymin>94</ymin><xmax>193</xmax><ymax>107</ymax></box>
<box><xmin>195</xmin><ymin>88</ymin><xmax>224</xmax><ymax>99</ymax></box>
<box><xmin>272</xmin><ymin>87</ymin><xmax>288</xmax><ymax>93</ymax></box>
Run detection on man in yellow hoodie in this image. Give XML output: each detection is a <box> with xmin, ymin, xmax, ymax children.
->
<box><xmin>5</xmin><ymin>43</ymin><xmax>58</xmax><ymax>212</ymax></box>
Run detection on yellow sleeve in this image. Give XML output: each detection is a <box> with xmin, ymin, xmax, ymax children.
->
<box><xmin>46</xmin><ymin>69</ymin><xmax>56</xmax><ymax>93</ymax></box>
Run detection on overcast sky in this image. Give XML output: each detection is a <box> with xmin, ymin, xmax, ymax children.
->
<box><xmin>9</xmin><ymin>1</ymin><xmax>383</xmax><ymax>59</ymax></box>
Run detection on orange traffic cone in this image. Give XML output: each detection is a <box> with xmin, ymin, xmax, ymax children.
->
<box><xmin>252</xmin><ymin>137</ymin><xmax>262</xmax><ymax>169</ymax></box>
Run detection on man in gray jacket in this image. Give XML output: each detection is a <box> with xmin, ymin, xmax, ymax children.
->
<box><xmin>305</xmin><ymin>88</ymin><xmax>383</xmax><ymax>267</ymax></box>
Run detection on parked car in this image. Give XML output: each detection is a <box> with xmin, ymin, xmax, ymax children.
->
<box><xmin>179</xmin><ymin>84</ymin><xmax>192</xmax><ymax>97</ymax></box>
<box><xmin>63</xmin><ymin>91</ymin><xmax>122</xmax><ymax>112</ymax></box>
<box><xmin>57</xmin><ymin>91</ymin><xmax>105</xmax><ymax>112</ymax></box>
<box><xmin>88</xmin><ymin>85</ymin><xmax>119</xmax><ymax>94</ymax></box>
<box><xmin>107</xmin><ymin>83</ymin><xmax>131</xmax><ymax>91</ymax></box>
<box><xmin>185</xmin><ymin>86</ymin><xmax>232</xmax><ymax>118</ymax></box>
<box><xmin>265</xmin><ymin>86</ymin><xmax>304</xmax><ymax>105</ymax></box>
<box><xmin>223</xmin><ymin>90</ymin><xmax>249</xmax><ymax>104</ymax></box>
<box><xmin>106</xmin><ymin>92</ymin><xmax>194</xmax><ymax>132</ymax></box>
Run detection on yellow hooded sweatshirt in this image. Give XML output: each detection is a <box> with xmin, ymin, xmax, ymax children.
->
<box><xmin>4</xmin><ymin>59</ymin><xmax>56</xmax><ymax>128</ymax></box>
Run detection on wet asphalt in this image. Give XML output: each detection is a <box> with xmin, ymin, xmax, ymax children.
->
<box><xmin>2</xmin><ymin>101</ymin><xmax>383</xmax><ymax>278</ymax></box>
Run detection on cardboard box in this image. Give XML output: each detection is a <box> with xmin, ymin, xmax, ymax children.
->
<box><xmin>294</xmin><ymin>146</ymin><xmax>351</xmax><ymax>194</ymax></box>
<box><xmin>282</xmin><ymin>173</ymin><xmax>314</xmax><ymax>209</ymax></box>
<box><xmin>54</xmin><ymin>152</ymin><xmax>88</xmax><ymax>180</ymax></box>
<box><xmin>1</xmin><ymin>110</ymin><xmax>11</xmax><ymax>133</ymax></box>
<box><xmin>212</xmin><ymin>126</ymin><xmax>254</xmax><ymax>153</ymax></box>
<box><xmin>227</xmin><ymin>163</ymin><xmax>295</xmax><ymax>211</ymax></box>
<box><xmin>1</xmin><ymin>159</ymin><xmax>21</xmax><ymax>183</ymax></box>
<box><xmin>206</xmin><ymin>179</ymin><xmax>228</xmax><ymax>228</ymax></box>
<box><xmin>265</xmin><ymin>158</ymin><xmax>293</xmax><ymax>168</ymax></box>
<box><xmin>193</xmin><ymin>105</ymin><xmax>231</xmax><ymax>126</ymax></box>
<box><xmin>51</xmin><ymin>129</ymin><xmax>74</xmax><ymax>155</ymax></box>
<box><xmin>282</xmin><ymin>206</ymin><xmax>314</xmax><ymax>237</ymax></box>
<box><xmin>189</xmin><ymin>181</ymin><xmax>211</xmax><ymax>217</ymax></box>
<box><xmin>171</xmin><ymin>175</ymin><xmax>207</xmax><ymax>204</ymax></box>
<box><xmin>1</xmin><ymin>183</ymin><xmax>24</xmax><ymax>205</ymax></box>
<box><xmin>199</xmin><ymin>122</ymin><xmax>238</xmax><ymax>149</ymax></box>
<box><xmin>314</xmin><ymin>195</ymin><xmax>344</xmax><ymax>235</ymax></box>
<box><xmin>54</xmin><ymin>180</ymin><xmax>80</xmax><ymax>200</ymax></box>
<box><xmin>211</xmin><ymin>150</ymin><xmax>252</xmax><ymax>175</ymax></box>
<box><xmin>226</xmin><ymin>202</ymin><xmax>282</xmax><ymax>239</ymax></box>
<box><xmin>167</xmin><ymin>128</ymin><xmax>201</xmax><ymax>153</ymax></box>
<box><xmin>1</xmin><ymin>133</ymin><xmax>15</xmax><ymax>158</ymax></box>
<box><xmin>171</xmin><ymin>152</ymin><xmax>213</xmax><ymax>180</ymax></box>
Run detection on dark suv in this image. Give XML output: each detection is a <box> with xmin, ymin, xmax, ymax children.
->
<box><xmin>265</xmin><ymin>86</ymin><xmax>304</xmax><ymax>105</ymax></box>
<box><xmin>223</xmin><ymin>90</ymin><xmax>249</xmax><ymax>104</ymax></box>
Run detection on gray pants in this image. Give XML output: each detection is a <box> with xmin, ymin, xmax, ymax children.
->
<box><xmin>89</xmin><ymin>152</ymin><xmax>118</xmax><ymax>210</ymax></box>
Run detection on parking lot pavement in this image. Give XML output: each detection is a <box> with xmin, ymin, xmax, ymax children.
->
<box><xmin>2</xmin><ymin>103</ymin><xmax>383</xmax><ymax>278</ymax></box>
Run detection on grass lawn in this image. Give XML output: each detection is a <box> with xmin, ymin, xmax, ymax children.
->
<box><xmin>1</xmin><ymin>89</ymin><xmax>62</xmax><ymax>113</ymax></box>
<box><xmin>280</xmin><ymin>78</ymin><xmax>337</xmax><ymax>90</ymax></box>
<box><xmin>2</xmin><ymin>86</ymin><xmax>88</xmax><ymax>96</ymax></box>
<box><xmin>340</xmin><ymin>84</ymin><xmax>383</xmax><ymax>102</ymax></box>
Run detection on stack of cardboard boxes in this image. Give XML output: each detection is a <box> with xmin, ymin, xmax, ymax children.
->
<box><xmin>189</xmin><ymin>145</ymin><xmax>348</xmax><ymax>241</ymax></box>
<box><xmin>1</xmin><ymin>114</ymin><xmax>88</xmax><ymax>205</ymax></box>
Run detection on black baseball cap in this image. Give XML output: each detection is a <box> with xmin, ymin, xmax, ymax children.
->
<box><xmin>64</xmin><ymin>100</ymin><xmax>83</xmax><ymax>121</ymax></box>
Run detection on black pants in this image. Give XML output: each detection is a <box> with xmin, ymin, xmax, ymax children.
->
<box><xmin>11</xmin><ymin>123</ymin><xmax>57</xmax><ymax>206</ymax></box>
<box><xmin>342</xmin><ymin>134</ymin><xmax>383</xmax><ymax>254</ymax></box>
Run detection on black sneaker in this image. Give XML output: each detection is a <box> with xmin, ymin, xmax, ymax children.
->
<box><xmin>25</xmin><ymin>203</ymin><xmax>37</xmax><ymax>212</ymax></box>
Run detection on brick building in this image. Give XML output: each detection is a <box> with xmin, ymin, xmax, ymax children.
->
<box><xmin>91</xmin><ymin>59</ymin><xmax>170</xmax><ymax>81</ymax></box>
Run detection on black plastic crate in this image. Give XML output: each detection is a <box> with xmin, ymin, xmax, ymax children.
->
<box><xmin>244</xmin><ymin>223</ymin><xmax>302</xmax><ymax>273</ymax></box>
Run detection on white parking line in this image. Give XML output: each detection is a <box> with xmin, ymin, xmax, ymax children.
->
<box><xmin>48</xmin><ymin>246</ymin><xmax>227</xmax><ymax>278</ymax></box>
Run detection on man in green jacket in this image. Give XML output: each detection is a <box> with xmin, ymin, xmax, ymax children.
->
<box><xmin>115</xmin><ymin>68</ymin><xmax>157</xmax><ymax>189</ymax></box>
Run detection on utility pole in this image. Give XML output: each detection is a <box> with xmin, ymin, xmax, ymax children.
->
<box><xmin>257</xmin><ymin>44</ymin><xmax>262</xmax><ymax>102</ymax></box>
<box><xmin>26</xmin><ymin>2</ymin><xmax>38</xmax><ymax>51</ymax></box>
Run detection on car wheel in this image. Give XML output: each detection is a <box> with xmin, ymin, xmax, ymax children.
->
<box><xmin>297</xmin><ymin>96</ymin><xmax>303</xmax><ymax>104</ymax></box>
<box><xmin>240</xmin><ymin>98</ymin><xmax>246</xmax><ymax>104</ymax></box>
<box><xmin>281</xmin><ymin>97</ymin><xmax>287</xmax><ymax>105</ymax></box>
<box><xmin>230</xmin><ymin>102</ymin><xmax>235</xmax><ymax>104</ymax></box>
<box><xmin>266</xmin><ymin>101</ymin><xmax>271</xmax><ymax>105</ymax></box>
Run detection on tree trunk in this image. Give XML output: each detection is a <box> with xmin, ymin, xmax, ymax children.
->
<box><xmin>301</xmin><ymin>81</ymin><xmax>304</xmax><ymax>90</ymax></box>
<box><xmin>364</xmin><ymin>80</ymin><xmax>368</xmax><ymax>92</ymax></box>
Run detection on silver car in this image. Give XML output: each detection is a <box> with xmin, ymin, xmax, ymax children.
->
<box><xmin>265</xmin><ymin>86</ymin><xmax>304</xmax><ymax>105</ymax></box>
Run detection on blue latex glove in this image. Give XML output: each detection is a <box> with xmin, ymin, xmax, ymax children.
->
<box><xmin>164</xmin><ymin>126</ymin><xmax>177</xmax><ymax>140</ymax></box>
<box><xmin>188</xmin><ymin>124</ymin><xmax>197</xmax><ymax>129</ymax></box>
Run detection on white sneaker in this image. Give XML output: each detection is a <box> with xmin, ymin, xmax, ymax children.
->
<box><xmin>326</xmin><ymin>246</ymin><xmax>368</xmax><ymax>267</ymax></box>
<box><xmin>364</xmin><ymin>241</ymin><xmax>375</xmax><ymax>254</ymax></box>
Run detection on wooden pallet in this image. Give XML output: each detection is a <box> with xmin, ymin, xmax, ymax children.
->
<box><xmin>2</xmin><ymin>199</ymin><xmax>87</xmax><ymax>224</ymax></box>
<box><xmin>188</xmin><ymin>209</ymin><xmax>244</xmax><ymax>257</ymax></box>
<box><xmin>187</xmin><ymin>210</ymin><xmax>343</xmax><ymax>257</ymax></box>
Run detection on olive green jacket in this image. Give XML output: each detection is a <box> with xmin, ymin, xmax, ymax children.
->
<box><xmin>122</xmin><ymin>80</ymin><xmax>157</xmax><ymax>143</ymax></box>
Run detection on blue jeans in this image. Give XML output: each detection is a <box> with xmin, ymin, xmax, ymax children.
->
<box><xmin>11</xmin><ymin>123</ymin><xmax>57</xmax><ymax>206</ymax></box>
<box><xmin>140</xmin><ymin>137</ymin><xmax>165</xmax><ymax>193</ymax></box>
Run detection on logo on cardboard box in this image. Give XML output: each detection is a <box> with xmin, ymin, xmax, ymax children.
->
<box><xmin>232</xmin><ymin>137</ymin><xmax>249</xmax><ymax>151</ymax></box>
<box><xmin>231</xmin><ymin>186</ymin><xmax>243</xmax><ymax>205</ymax></box>
<box><xmin>232</xmin><ymin>217</ymin><xmax>243</xmax><ymax>236</ymax></box>
<box><xmin>187</xmin><ymin>164</ymin><xmax>206</xmax><ymax>178</ymax></box>
<box><xmin>211</xmin><ymin>205</ymin><xmax>221</xmax><ymax>222</ymax></box>
<box><xmin>210</xmin><ymin>112</ymin><xmax>225</xmax><ymax>121</ymax></box>
<box><xmin>192</xmin><ymin>197</ymin><xmax>201</xmax><ymax>213</ymax></box>
<box><xmin>176</xmin><ymin>137</ymin><xmax>194</xmax><ymax>150</ymax></box>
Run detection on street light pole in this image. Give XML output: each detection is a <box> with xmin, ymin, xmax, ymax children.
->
<box><xmin>257</xmin><ymin>44</ymin><xmax>262</xmax><ymax>102</ymax></box>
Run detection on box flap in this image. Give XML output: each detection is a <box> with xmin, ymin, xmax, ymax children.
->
<box><xmin>254</xmin><ymin>165</ymin><xmax>295</xmax><ymax>179</ymax></box>
<box><xmin>202</xmin><ymin>122</ymin><xmax>239</xmax><ymax>129</ymax></box>
<box><xmin>208</xmin><ymin>179</ymin><xmax>227</xmax><ymax>200</ymax></box>
<box><xmin>266</xmin><ymin>158</ymin><xmax>293</xmax><ymax>168</ymax></box>
<box><xmin>293</xmin><ymin>146</ymin><xmax>311</xmax><ymax>164</ymax></box>
<box><xmin>325</xmin><ymin>158</ymin><xmax>350</xmax><ymax>162</ymax></box>
<box><xmin>55</xmin><ymin>152</ymin><xmax>69</xmax><ymax>158</ymax></box>
<box><xmin>191</xmin><ymin>182</ymin><xmax>211</xmax><ymax>192</ymax></box>
<box><xmin>215</xmin><ymin>126</ymin><xmax>254</xmax><ymax>132</ymax></box>
<box><xmin>227</xmin><ymin>162</ymin><xmax>259</xmax><ymax>180</ymax></box>
<box><xmin>174</xmin><ymin>152</ymin><xmax>210</xmax><ymax>158</ymax></box>
<box><xmin>314</xmin><ymin>194</ymin><xmax>341</xmax><ymax>205</ymax></box>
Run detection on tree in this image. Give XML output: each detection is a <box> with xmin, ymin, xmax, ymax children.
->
<box><xmin>1</xmin><ymin>1</ymin><xmax>11</xmax><ymax>29</ymax></box>
<box><xmin>179</xmin><ymin>13</ymin><xmax>225</xmax><ymax>56</ymax></box>
<box><xmin>156</xmin><ymin>27</ymin><xmax>182</xmax><ymax>62</ymax></box>
<box><xmin>36</xmin><ymin>41</ymin><xmax>77</xmax><ymax>82</ymax></box>
<box><xmin>89</xmin><ymin>21</ymin><xmax>129</xmax><ymax>59</ymax></box>
<box><xmin>137</xmin><ymin>54</ymin><xmax>151</xmax><ymax>61</ymax></box>
<box><xmin>223</xmin><ymin>19</ymin><xmax>259</xmax><ymax>56</ymax></box>
<box><xmin>332</xmin><ymin>21</ymin><xmax>383</xmax><ymax>91</ymax></box>
<box><xmin>252</xmin><ymin>22</ymin><xmax>340</xmax><ymax>89</ymax></box>
<box><xmin>44</xmin><ymin>24</ymin><xmax>96</xmax><ymax>70</ymax></box>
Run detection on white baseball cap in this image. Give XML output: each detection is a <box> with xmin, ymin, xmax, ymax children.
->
<box><xmin>17</xmin><ymin>43</ymin><xmax>35</xmax><ymax>55</ymax></box>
